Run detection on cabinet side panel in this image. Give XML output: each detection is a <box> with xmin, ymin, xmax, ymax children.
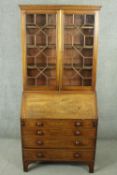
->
<box><xmin>21</xmin><ymin>11</ymin><xmax>27</xmax><ymax>90</ymax></box>
<box><xmin>92</xmin><ymin>12</ymin><xmax>99</xmax><ymax>90</ymax></box>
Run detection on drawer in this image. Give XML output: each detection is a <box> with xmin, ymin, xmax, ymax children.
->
<box><xmin>24</xmin><ymin>148</ymin><xmax>94</xmax><ymax>161</ymax></box>
<box><xmin>22</xmin><ymin>127</ymin><xmax>96</xmax><ymax>138</ymax></box>
<box><xmin>21</xmin><ymin>119</ymin><xmax>97</xmax><ymax>129</ymax></box>
<box><xmin>23</xmin><ymin>136</ymin><xmax>95</xmax><ymax>148</ymax></box>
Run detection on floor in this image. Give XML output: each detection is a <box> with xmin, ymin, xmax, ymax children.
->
<box><xmin>0</xmin><ymin>139</ymin><xmax>117</xmax><ymax>175</ymax></box>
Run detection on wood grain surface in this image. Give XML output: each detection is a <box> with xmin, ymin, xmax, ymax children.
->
<box><xmin>21</xmin><ymin>92</ymin><xmax>97</xmax><ymax>119</ymax></box>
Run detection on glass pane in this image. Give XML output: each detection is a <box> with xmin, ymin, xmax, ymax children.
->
<box><xmin>26</xmin><ymin>14</ymin><xmax>56</xmax><ymax>88</ymax></box>
<box><xmin>63</xmin><ymin>14</ymin><xmax>95</xmax><ymax>87</ymax></box>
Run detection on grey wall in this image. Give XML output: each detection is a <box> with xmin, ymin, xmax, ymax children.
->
<box><xmin>0</xmin><ymin>0</ymin><xmax>117</xmax><ymax>139</ymax></box>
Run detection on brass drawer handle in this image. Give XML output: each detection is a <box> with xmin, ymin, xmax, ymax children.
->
<box><xmin>37</xmin><ymin>130</ymin><xmax>44</xmax><ymax>135</ymax></box>
<box><xmin>75</xmin><ymin>121</ymin><xmax>81</xmax><ymax>127</ymax></box>
<box><xmin>36</xmin><ymin>122</ymin><xmax>43</xmax><ymax>127</ymax></box>
<box><xmin>75</xmin><ymin>140</ymin><xmax>80</xmax><ymax>145</ymax></box>
<box><xmin>74</xmin><ymin>153</ymin><xmax>80</xmax><ymax>158</ymax></box>
<box><xmin>37</xmin><ymin>140</ymin><xmax>43</xmax><ymax>145</ymax></box>
<box><xmin>75</xmin><ymin>130</ymin><xmax>81</xmax><ymax>135</ymax></box>
<box><xmin>37</xmin><ymin>152</ymin><xmax>44</xmax><ymax>158</ymax></box>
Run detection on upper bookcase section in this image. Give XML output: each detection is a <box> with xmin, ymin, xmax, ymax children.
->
<box><xmin>20</xmin><ymin>5</ymin><xmax>101</xmax><ymax>91</ymax></box>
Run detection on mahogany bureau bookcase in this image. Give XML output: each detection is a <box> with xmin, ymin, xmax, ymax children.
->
<box><xmin>20</xmin><ymin>5</ymin><xmax>101</xmax><ymax>173</ymax></box>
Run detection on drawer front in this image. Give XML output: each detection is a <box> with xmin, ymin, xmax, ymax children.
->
<box><xmin>24</xmin><ymin>148</ymin><xmax>94</xmax><ymax>161</ymax></box>
<box><xmin>22</xmin><ymin>127</ymin><xmax>96</xmax><ymax>138</ymax></box>
<box><xmin>23</xmin><ymin>136</ymin><xmax>95</xmax><ymax>148</ymax></box>
<box><xmin>22</xmin><ymin>119</ymin><xmax>97</xmax><ymax>129</ymax></box>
